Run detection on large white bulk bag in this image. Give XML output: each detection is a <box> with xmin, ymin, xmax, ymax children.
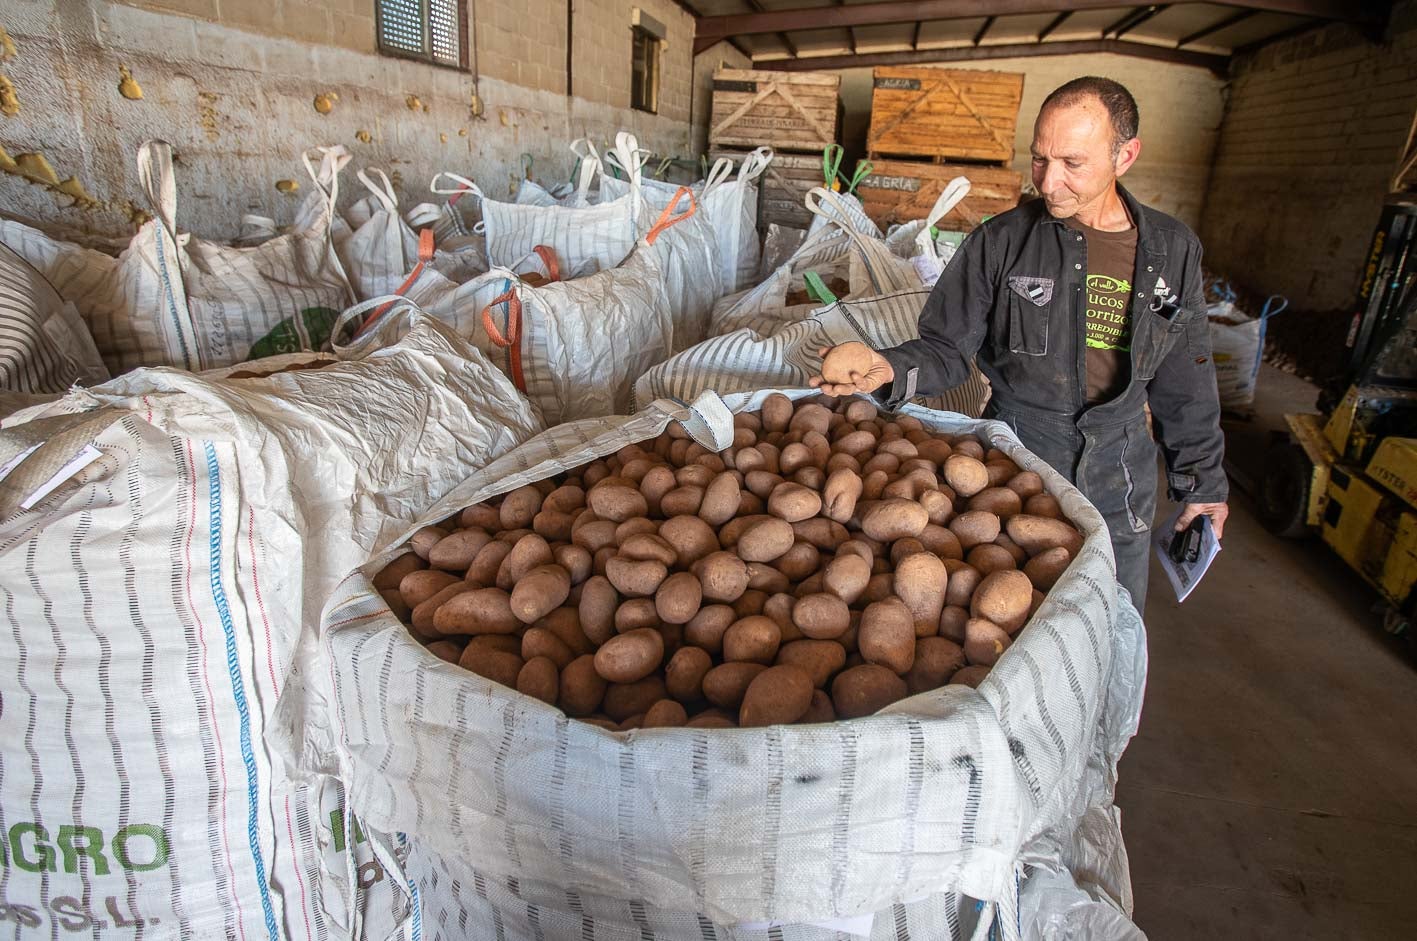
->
<box><xmin>309</xmin><ymin>388</ymin><xmax>1146</xmax><ymax>940</ymax></box>
<box><xmin>702</xmin><ymin>146</ymin><xmax>772</xmax><ymax>292</ymax></box>
<box><xmin>0</xmin><ymin>141</ymin><xmax>355</xmax><ymax>374</ymax></box>
<box><xmin>0</xmin><ymin>307</ymin><xmax>542</xmax><ymax>939</ymax></box>
<box><xmin>0</xmin><ymin>243</ymin><xmax>108</xmax><ymax>409</ymax></box>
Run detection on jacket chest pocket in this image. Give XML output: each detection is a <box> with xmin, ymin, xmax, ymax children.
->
<box><xmin>1132</xmin><ymin>304</ymin><xmax>1191</xmax><ymax>380</ymax></box>
<box><xmin>1005</xmin><ymin>275</ymin><xmax>1053</xmax><ymax>356</ymax></box>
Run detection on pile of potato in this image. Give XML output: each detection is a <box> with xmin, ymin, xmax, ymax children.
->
<box><xmin>374</xmin><ymin>394</ymin><xmax>1084</xmax><ymax>730</ymax></box>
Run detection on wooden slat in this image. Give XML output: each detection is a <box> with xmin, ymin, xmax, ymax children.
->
<box><xmin>856</xmin><ymin>159</ymin><xmax>1024</xmax><ymax>230</ymax></box>
<box><xmin>710</xmin><ymin>68</ymin><xmax>842</xmax><ymax>154</ymax></box>
<box><xmin>867</xmin><ymin>67</ymin><xmax>1024</xmax><ymax>163</ymax></box>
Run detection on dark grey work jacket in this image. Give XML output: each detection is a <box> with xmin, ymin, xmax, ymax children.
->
<box><xmin>876</xmin><ymin>184</ymin><xmax>1229</xmax><ymax>506</ymax></box>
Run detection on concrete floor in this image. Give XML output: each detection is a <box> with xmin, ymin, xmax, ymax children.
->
<box><xmin>1118</xmin><ymin>365</ymin><xmax>1417</xmax><ymax>939</ymax></box>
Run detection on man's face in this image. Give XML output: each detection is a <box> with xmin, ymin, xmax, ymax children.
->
<box><xmin>1030</xmin><ymin>98</ymin><xmax>1127</xmax><ymax>219</ymax></box>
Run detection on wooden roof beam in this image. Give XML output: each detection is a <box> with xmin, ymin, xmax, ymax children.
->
<box><xmin>1037</xmin><ymin>11</ymin><xmax>1073</xmax><ymax>41</ymax></box>
<box><xmin>763</xmin><ymin>37</ymin><xmax>1230</xmax><ymax>74</ymax></box>
<box><xmin>974</xmin><ymin>15</ymin><xmax>996</xmax><ymax>44</ymax></box>
<box><xmin>1107</xmin><ymin>5</ymin><xmax>1169</xmax><ymax>39</ymax></box>
<box><xmin>1177</xmin><ymin>9</ymin><xmax>1257</xmax><ymax>45</ymax></box>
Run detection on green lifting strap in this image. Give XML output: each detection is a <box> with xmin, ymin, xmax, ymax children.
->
<box><xmin>803</xmin><ymin>270</ymin><xmax>838</xmax><ymax>305</ymax></box>
<box><xmin>822</xmin><ymin>144</ymin><xmax>844</xmax><ymax>190</ymax></box>
<box><xmin>845</xmin><ymin>159</ymin><xmax>872</xmax><ymax>196</ymax></box>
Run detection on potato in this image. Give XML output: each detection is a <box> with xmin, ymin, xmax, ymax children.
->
<box><xmin>860</xmin><ymin>499</ymin><xmax>929</xmax><ymax>542</ymax></box>
<box><xmin>822</xmin><ymin>553</ymin><xmax>871</xmax><ymax>605</ymax></box>
<box><xmin>831</xmin><ymin>664</ymin><xmax>908</xmax><ymax>719</ymax></box>
<box><xmin>530</xmin><ymin>510</ymin><xmax>574</xmax><ymax>542</ymax></box>
<box><xmin>572</xmin><ymin>520</ymin><xmax>619</xmax><ymax>554</ymax></box>
<box><xmin>400</xmin><ymin>569</ymin><xmax>461</xmax><ymax>609</ymax></box>
<box><xmin>739</xmin><ymin>664</ymin><xmax>815</xmax><ymax>727</ymax></box>
<box><xmin>425</xmin><ymin>639</ymin><xmax>464</xmax><ymax>664</ymax></box>
<box><xmin>822</xmin><ymin>468</ymin><xmax>864</xmax><ymax>523</ymax></box>
<box><xmin>554</xmin><ymin>544</ymin><xmax>593</xmax><ymax>585</ymax></box>
<box><xmin>702</xmin><ymin>662</ymin><xmax>769</xmax><ymax>710</ymax></box>
<box><xmin>460</xmin><ymin>503</ymin><xmax>501</xmax><ymax>530</ymax></box>
<box><xmin>732</xmin><ymin>446</ymin><xmax>766</xmax><ymax>474</ymax></box>
<box><xmin>692</xmin><ymin>551</ymin><xmax>749</xmax><ymax>604</ymax></box>
<box><xmin>1023</xmin><ymin>492</ymin><xmax>1064</xmax><ymax>520</ymax></box>
<box><xmin>943</xmin><ymin>562</ymin><xmax>982</xmax><ymax>608</ymax></box>
<box><xmin>767</xmin><ymin>482</ymin><xmax>822</xmax><ymax>522</ymax></box>
<box><xmin>833</xmin><ymin>430</ymin><xmax>876</xmax><ymax>456</ymax></box>
<box><xmin>660</xmin><ymin>485</ymin><xmax>705</xmax><ymax>517</ymax></box>
<box><xmin>949</xmin><ymin>510</ymin><xmax>1002</xmax><ymax>550</ymax></box>
<box><xmin>732</xmin><ymin>589</ymin><xmax>769</xmax><ymax>619</ymax></box>
<box><xmin>410</xmin><ymin>526</ymin><xmax>448</xmax><ymax>561</ymax></box>
<box><xmin>615</xmin><ymin>518</ymin><xmax>659</xmax><ymax>543</ymax></box>
<box><xmin>1005</xmin><ymin>515</ymin><xmax>1084</xmax><ymax>557</ymax></box>
<box><xmin>992</xmin><ymin>533</ymin><xmax>1029</xmax><ymax>567</ymax></box>
<box><xmin>719</xmin><ymin>513</ymin><xmax>770</xmax><ymax>549</ymax></box>
<box><xmin>723</xmin><ymin>615</ymin><xmax>782</xmax><ymax>664</ymax></box>
<box><xmin>594</xmin><ymin>628</ymin><xmax>665</xmax><ymax>683</ymax></box>
<box><xmin>684</xmin><ymin>604</ymin><xmax>736</xmax><ymax>655</ymax></box>
<box><xmin>381</xmin><ymin>589</ymin><xmax>412</xmax><ymax>624</ymax></box>
<box><xmin>889</xmin><ymin>537</ymin><xmax>926</xmax><ymax>568</ymax></box>
<box><xmin>517</xmin><ymin>656</ymin><xmax>560</xmax><ymax>705</ymax></box>
<box><xmin>536</xmin><ymin>607</ymin><xmax>592</xmax><ymax>657</ymax></box>
<box><xmin>664</xmin><ymin>646</ymin><xmax>714</xmax><ymax>703</ymax></box>
<box><xmin>411</xmin><ymin>581</ymin><xmax>473</xmax><ymax>636</ymax></box>
<box><xmin>511</xmin><ymin>565</ymin><xmax>572</xmax><ymax>624</ymax></box>
<box><xmin>858</xmin><ymin>598</ymin><xmax>916</xmax><ymax>674</ymax></box>
<box><xmin>459</xmin><ymin>648</ymin><xmax>523</xmax><ymax>688</ymax></box>
<box><xmin>971</xmin><ymin>570</ymin><xmax>1033</xmax><ymax>634</ymax></box>
<box><xmin>861</xmin><ymin>572</ymin><xmax>894</xmax><ymax>605</ymax></box>
<box><xmin>605</xmin><ymin>557</ymin><xmax>669</xmax><ymax>597</ymax></box>
<box><xmin>915</xmin><ymin>438</ymin><xmax>953</xmax><ymax>466</ymax></box>
<box><xmin>963</xmin><ymin>618</ymin><xmax>1011</xmax><ymax>666</ymax></box>
<box><xmin>967</xmin><ymin>488</ymin><xmax>1023</xmax><ymax>519</ymax></box>
<box><xmin>676</xmin><ymin>464</ymin><xmax>716</xmax><ymax>489</ymax></box>
<box><xmin>586</xmin><ymin>482</ymin><xmax>649</xmax><ymax>523</ymax></box>
<box><xmin>639</xmin><ymin>699</ymin><xmax>688</xmax><ymax>729</ymax></box>
<box><xmin>685</xmin><ymin>711</ymin><xmax>738</xmax><ymax>729</ymax></box>
<box><xmin>800</xmin><ymin>689</ymin><xmax>837</xmax><ymax>724</ymax></box>
<box><xmin>578</xmin><ymin>575</ymin><xmax>619</xmax><ymax>645</ymax></box>
<box><xmin>906</xmin><ymin>637</ymin><xmax>967</xmax><ymax>694</ymax></box>
<box><xmin>1005</xmin><ymin>471</ymin><xmax>1045</xmax><ymax>500</ymax></box>
<box><xmin>792</xmin><ymin>593</ymin><xmax>851</xmax><ymax>640</ymax></box>
<box><xmin>792</xmin><ymin>518</ymin><xmax>849</xmax><ymax>550</ymax></box>
<box><xmin>919</xmin><ymin>523</ymin><xmax>963</xmax><ymax>560</ymax></box>
<box><xmin>951</xmin><ymin>438</ymin><xmax>985</xmax><ymax>460</ymax></box>
<box><xmin>465</xmin><ymin>634</ymin><xmax>521</xmax><ymax>658</ymax></box>
<box><xmin>949</xmin><ymin>665</ymin><xmax>991</xmax><ymax>688</ymax></box>
<box><xmin>844</xmin><ymin>399</ymin><xmax>878</xmax><ymax>423</ymax></box>
<box><xmin>939</xmin><ymin>605</ymin><xmax>969</xmax><ymax>642</ymax></box>
<box><xmin>745</xmin><ymin>470</ymin><xmax>785</xmax><ymax>500</ymax></box>
<box><xmin>943</xmin><ymin>455</ymin><xmax>990</xmax><ymax>498</ymax></box>
<box><xmin>499</xmin><ymin>485</ymin><xmax>544</xmax><ymax>529</ymax></box>
<box><xmin>498</xmin><ymin>534</ymin><xmax>555</xmax><ymax>590</ymax></box>
<box><xmin>894</xmin><ymin>553</ymin><xmax>948</xmax><ymax>637</ymax></box>
<box><xmin>543</xmin><ymin>484</ymin><xmax>587</xmax><ymax>514</ymax></box>
<box><xmin>658</xmin><ymin>515</ymin><xmax>719</xmax><ymax>566</ymax></box>
<box><xmin>836</xmin><ymin>539</ymin><xmax>876</xmax><ymax>564</ymax></box>
<box><xmin>746</xmin><ymin>562</ymin><xmax>791</xmax><ymax>594</ymax></box>
<box><xmin>619</xmin><ymin>533</ymin><xmax>677</xmax><ymax>566</ymax></box>
<box><xmin>655</xmin><ymin>572</ymin><xmax>703</xmax><ymax>625</ymax></box>
<box><xmin>614</xmin><ymin>598</ymin><xmax>660</xmax><ymax>632</ymax></box>
<box><xmin>774</xmin><ymin>541</ymin><xmax>821</xmax><ymax>582</ymax></box>
<box><xmin>966</xmin><ymin>544</ymin><xmax>1017</xmax><ymax>575</ymax></box>
<box><xmin>559</xmin><ymin>655</ymin><xmax>607</xmax><ymax>716</ymax></box>
<box><xmin>435</xmin><ymin>587</ymin><xmax>520</xmax><ymax>635</ymax></box>
<box><xmin>736</xmin><ymin>518</ymin><xmax>795</xmax><ymax>562</ymax></box>
<box><xmin>375</xmin><ymin>552</ymin><xmax>425</xmax><ymax>591</ymax></box>
<box><xmin>602</xmin><ymin>676</ymin><xmax>669</xmax><ymax>722</ymax></box>
<box><xmin>761</xmin><ymin>393</ymin><xmax>793</xmax><ymax>432</ymax></box>
<box><xmin>918</xmin><ymin>490</ymin><xmax>953</xmax><ymax>527</ymax></box>
<box><xmin>700</xmin><ymin>472</ymin><xmax>743</xmax><ymax>526</ymax></box>
<box><xmin>1023</xmin><ymin>547</ymin><xmax>1071</xmax><ymax>591</ymax></box>
<box><xmin>775</xmin><ymin>639</ymin><xmax>847</xmax><ymax>688</ymax></box>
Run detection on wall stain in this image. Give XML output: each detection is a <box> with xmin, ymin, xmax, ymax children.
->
<box><xmin>355</xmin><ymin>129</ymin><xmax>372</xmax><ymax>143</ymax></box>
<box><xmin>439</xmin><ymin>132</ymin><xmax>447</xmax><ymax>143</ymax></box>
<box><xmin>0</xmin><ymin>73</ymin><xmax>18</xmax><ymax>116</ymax></box>
<box><xmin>0</xmin><ymin>145</ymin><xmax>100</xmax><ymax>208</ymax></box>
<box><xmin>405</xmin><ymin>94</ymin><xmax>422</xmax><ymax>111</ymax></box>
<box><xmin>197</xmin><ymin>91</ymin><xmax>219</xmax><ymax>141</ymax></box>
<box><xmin>313</xmin><ymin>91</ymin><xmax>337</xmax><ymax>114</ymax></box>
<box><xmin>389</xmin><ymin>169</ymin><xmax>403</xmax><ymax>188</ymax></box>
<box><xmin>275</xmin><ymin>179</ymin><xmax>299</xmax><ymax>193</ymax></box>
<box><xmin>118</xmin><ymin>65</ymin><xmax>143</xmax><ymax>100</ymax></box>
<box><xmin>0</xmin><ymin>26</ymin><xmax>18</xmax><ymax>61</ymax></box>
<box><xmin>458</xmin><ymin>127</ymin><xmax>467</xmax><ymax>137</ymax></box>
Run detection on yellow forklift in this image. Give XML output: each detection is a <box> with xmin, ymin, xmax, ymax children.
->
<box><xmin>1259</xmin><ymin>201</ymin><xmax>1417</xmax><ymax>636</ymax></box>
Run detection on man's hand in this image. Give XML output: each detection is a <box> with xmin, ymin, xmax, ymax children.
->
<box><xmin>807</xmin><ymin>342</ymin><xmax>895</xmax><ymax>397</ymax></box>
<box><xmin>1174</xmin><ymin>502</ymin><xmax>1228</xmax><ymax>540</ymax></box>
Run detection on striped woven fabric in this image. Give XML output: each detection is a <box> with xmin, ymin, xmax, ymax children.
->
<box><xmin>0</xmin><ymin>243</ymin><xmax>107</xmax><ymax>399</ymax></box>
<box><xmin>316</xmin><ymin>388</ymin><xmax>1145</xmax><ymax>941</ymax></box>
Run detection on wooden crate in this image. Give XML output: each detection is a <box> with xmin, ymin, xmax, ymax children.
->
<box><xmin>856</xmin><ymin>160</ymin><xmax>1024</xmax><ymax>232</ymax></box>
<box><xmin>867</xmin><ymin>67</ymin><xmax>1024</xmax><ymax>163</ymax></box>
<box><xmin>709</xmin><ymin>69</ymin><xmax>841</xmax><ymax>154</ymax></box>
<box><xmin>713</xmin><ymin>150</ymin><xmax>826</xmax><ymax>230</ymax></box>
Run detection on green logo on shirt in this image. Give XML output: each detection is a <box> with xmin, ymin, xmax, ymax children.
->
<box><xmin>1085</xmin><ymin>274</ymin><xmax>1132</xmax><ymax>351</ymax></box>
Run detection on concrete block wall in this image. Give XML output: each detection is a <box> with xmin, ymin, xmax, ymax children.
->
<box><xmin>834</xmin><ymin>55</ymin><xmax>1227</xmax><ymax>231</ymax></box>
<box><xmin>689</xmin><ymin>40</ymin><xmax>752</xmax><ymax>157</ymax></box>
<box><xmin>0</xmin><ymin>0</ymin><xmax>697</xmax><ymax>242</ymax></box>
<box><xmin>1199</xmin><ymin>1</ymin><xmax>1417</xmax><ymax>312</ymax></box>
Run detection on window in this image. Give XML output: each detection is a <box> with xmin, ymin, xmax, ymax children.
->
<box><xmin>376</xmin><ymin>0</ymin><xmax>467</xmax><ymax>69</ymax></box>
<box><xmin>630</xmin><ymin>26</ymin><xmax>661</xmax><ymax>114</ymax></box>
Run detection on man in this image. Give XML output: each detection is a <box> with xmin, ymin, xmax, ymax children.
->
<box><xmin>810</xmin><ymin>77</ymin><xmax>1228</xmax><ymax>607</ymax></box>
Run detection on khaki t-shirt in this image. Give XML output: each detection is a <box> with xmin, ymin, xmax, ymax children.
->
<box><xmin>1064</xmin><ymin>215</ymin><xmax>1139</xmax><ymax>402</ymax></box>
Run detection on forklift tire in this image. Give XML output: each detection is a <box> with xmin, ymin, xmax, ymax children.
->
<box><xmin>1259</xmin><ymin>440</ymin><xmax>1315</xmax><ymax>539</ymax></box>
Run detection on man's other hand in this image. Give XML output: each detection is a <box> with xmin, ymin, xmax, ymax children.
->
<box><xmin>1175</xmin><ymin>501</ymin><xmax>1229</xmax><ymax>540</ymax></box>
<box><xmin>807</xmin><ymin>343</ymin><xmax>895</xmax><ymax>397</ymax></box>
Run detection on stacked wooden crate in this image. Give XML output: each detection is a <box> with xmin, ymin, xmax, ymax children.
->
<box><xmin>708</xmin><ymin>68</ymin><xmax>841</xmax><ymax>231</ymax></box>
<box><xmin>858</xmin><ymin>67</ymin><xmax>1026</xmax><ymax>232</ymax></box>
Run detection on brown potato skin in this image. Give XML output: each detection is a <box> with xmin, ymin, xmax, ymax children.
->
<box><xmin>967</xmin><ymin>488</ymin><xmax>1023</xmax><ymax>519</ymax></box>
<box><xmin>605</xmin><ymin>557</ymin><xmax>669</xmax><ymax>597</ymax></box>
<box><xmin>375</xmin><ymin>552</ymin><xmax>425</xmax><ymax>591</ymax></box>
<box><xmin>642</xmin><ymin>699</ymin><xmax>689</xmax><ymax>729</ymax></box>
<box><xmin>655</xmin><ymin>571</ymin><xmax>703</xmax><ymax>625</ymax></box>
<box><xmin>792</xmin><ymin>593</ymin><xmax>851</xmax><ymax>640</ymax></box>
<box><xmin>859</xmin><ymin>499</ymin><xmax>929</xmax><ymax>542</ymax></box>
<box><xmin>510</xmin><ymin>565</ymin><xmax>572</xmax><ymax>624</ymax></box>
<box><xmin>1024</xmin><ymin>547</ymin><xmax>1071</xmax><ymax>591</ymax></box>
<box><xmin>1005</xmin><ymin>514</ymin><xmax>1084</xmax><ymax>557</ymax></box>
<box><xmin>602</xmin><ymin>676</ymin><xmax>669</xmax><ymax>722</ymax></box>
<box><xmin>695</xmin><ymin>551</ymin><xmax>751</xmax><ymax>603</ymax></box>
<box><xmin>857</xmin><ymin>598</ymin><xmax>916</xmax><ymax>674</ymax></box>
<box><xmin>739</xmin><ymin>664</ymin><xmax>815</xmax><ymax>727</ymax></box>
<box><xmin>943</xmin><ymin>455</ymin><xmax>990</xmax><ymax>498</ymax></box>
<box><xmin>822</xmin><ymin>554</ymin><xmax>871</xmax><ymax>605</ymax></box>
<box><xmin>963</xmin><ymin>618</ymin><xmax>1012</xmax><ymax>666</ymax></box>
<box><xmin>767</xmin><ymin>483</ymin><xmax>823</xmax><ymax>523</ymax></box>
<box><xmin>939</xmin><ymin>605</ymin><xmax>970</xmax><ymax>642</ymax></box>
<box><xmin>517</xmin><ymin>656</ymin><xmax>560</xmax><ymax>705</ymax></box>
<box><xmin>949</xmin><ymin>511</ymin><xmax>1002</xmax><ymax>551</ymax></box>
<box><xmin>434</xmin><ymin>588</ymin><xmax>520</xmax><ymax>635</ymax></box>
<box><xmin>594</xmin><ymin>628</ymin><xmax>665</xmax><ymax>683</ymax></box>
<box><xmin>702</xmin><ymin>662</ymin><xmax>769</xmax><ymax>709</ymax></box>
<box><xmin>971</xmin><ymin>570</ymin><xmax>1033</xmax><ymax>634</ymax></box>
<box><xmin>950</xmin><ymin>664</ymin><xmax>991</xmax><ymax>688</ymax></box>
<box><xmin>1022</xmin><ymin>493</ymin><xmax>1064</xmax><ymax>520</ymax></box>
<box><xmin>906</xmin><ymin>637</ymin><xmax>967</xmax><ymax>695</ymax></box>
<box><xmin>722</xmin><ymin>615</ymin><xmax>782</xmax><ymax>664</ymax></box>
<box><xmin>736</xmin><ymin>518</ymin><xmax>796</xmax><ymax>562</ymax></box>
<box><xmin>775</xmin><ymin>639</ymin><xmax>847</xmax><ymax>689</ymax></box>
<box><xmin>459</xmin><ymin>647</ymin><xmax>524</xmax><ymax>688</ymax></box>
<box><xmin>559</xmin><ymin>655</ymin><xmax>607</xmax><ymax>716</ymax></box>
<box><xmin>665</xmin><ymin>646</ymin><xmax>714</xmax><ymax>703</ymax></box>
<box><xmin>799</xmin><ymin>689</ymin><xmax>837</xmax><ymax>724</ymax></box>
<box><xmin>400</xmin><ymin>569</ymin><xmax>461</xmax><ymax>609</ymax></box>
<box><xmin>966</xmin><ymin>544</ymin><xmax>1018</xmax><ymax>575</ymax></box>
<box><xmin>831</xmin><ymin>664</ymin><xmax>908</xmax><ymax>719</ymax></box>
<box><xmin>894</xmin><ymin>553</ymin><xmax>948</xmax><ymax>637</ymax></box>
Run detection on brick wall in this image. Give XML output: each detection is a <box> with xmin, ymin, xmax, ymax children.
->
<box><xmin>835</xmin><ymin>54</ymin><xmax>1226</xmax><ymax>230</ymax></box>
<box><xmin>1200</xmin><ymin>1</ymin><xmax>1417</xmax><ymax>312</ymax></box>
